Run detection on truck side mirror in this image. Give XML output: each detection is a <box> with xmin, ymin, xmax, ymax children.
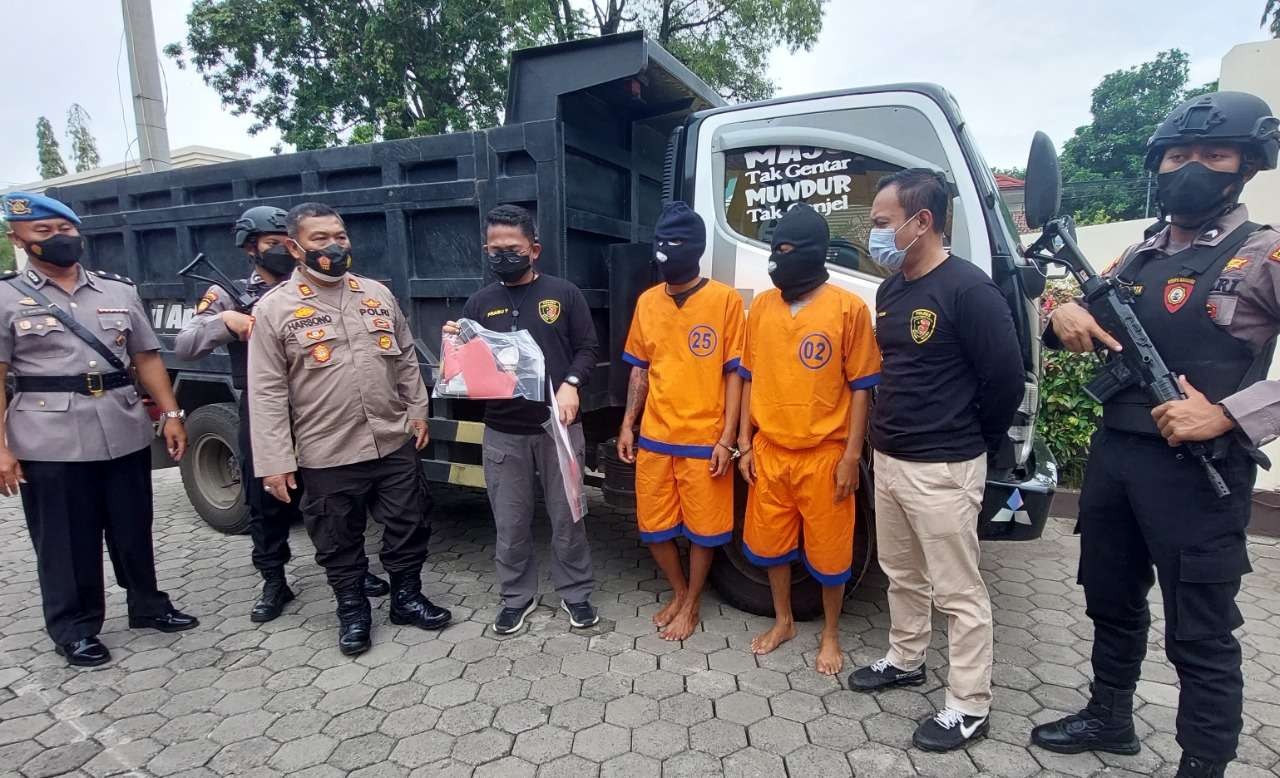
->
<box><xmin>1023</xmin><ymin>131</ymin><xmax>1061</xmax><ymax>230</ymax></box>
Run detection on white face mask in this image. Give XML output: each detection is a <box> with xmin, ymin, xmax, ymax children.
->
<box><xmin>867</xmin><ymin>211</ymin><xmax>924</xmax><ymax>271</ymax></box>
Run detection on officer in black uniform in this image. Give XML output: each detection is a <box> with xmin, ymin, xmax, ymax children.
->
<box><xmin>175</xmin><ymin>206</ymin><xmax>388</xmax><ymax>622</ymax></box>
<box><xmin>1032</xmin><ymin>92</ymin><xmax>1280</xmax><ymax>778</ymax></box>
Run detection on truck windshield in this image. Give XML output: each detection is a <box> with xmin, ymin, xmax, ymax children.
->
<box><xmin>716</xmin><ymin>104</ymin><xmax>969</xmax><ymax>279</ymax></box>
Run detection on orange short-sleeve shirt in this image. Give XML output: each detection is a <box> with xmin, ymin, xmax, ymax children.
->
<box><xmin>623</xmin><ymin>280</ymin><xmax>746</xmax><ymax>457</ymax></box>
<box><xmin>740</xmin><ymin>284</ymin><xmax>880</xmax><ymax>450</ymax></box>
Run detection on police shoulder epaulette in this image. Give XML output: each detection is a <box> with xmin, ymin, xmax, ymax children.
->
<box><xmin>91</xmin><ymin>269</ymin><xmax>134</xmax><ymax>285</ymax></box>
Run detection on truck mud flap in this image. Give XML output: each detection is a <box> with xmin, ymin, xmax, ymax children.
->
<box><xmin>978</xmin><ymin>438</ymin><xmax>1058</xmax><ymax>541</ymax></box>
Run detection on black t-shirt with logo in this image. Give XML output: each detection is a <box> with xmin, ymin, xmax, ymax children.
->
<box><xmin>870</xmin><ymin>255</ymin><xmax>1025</xmax><ymax>462</ymax></box>
<box><xmin>462</xmin><ymin>273</ymin><xmax>599</xmax><ymax>434</ymax></box>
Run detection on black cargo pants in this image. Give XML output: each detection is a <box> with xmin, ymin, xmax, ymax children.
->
<box><xmin>298</xmin><ymin>440</ymin><xmax>432</xmax><ymax>591</ymax></box>
<box><xmin>19</xmin><ymin>447</ymin><xmax>173</xmax><ymax>644</ymax></box>
<box><xmin>1077</xmin><ymin>428</ymin><xmax>1254</xmax><ymax>763</ymax></box>
<box><xmin>238</xmin><ymin>393</ymin><xmax>299</xmax><ymax>573</ymax></box>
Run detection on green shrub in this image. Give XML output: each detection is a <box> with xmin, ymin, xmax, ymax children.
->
<box><xmin>1036</xmin><ymin>280</ymin><xmax>1102</xmax><ymax>487</ymax></box>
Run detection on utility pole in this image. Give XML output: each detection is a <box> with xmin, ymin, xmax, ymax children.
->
<box><xmin>122</xmin><ymin>0</ymin><xmax>171</xmax><ymax>173</ymax></box>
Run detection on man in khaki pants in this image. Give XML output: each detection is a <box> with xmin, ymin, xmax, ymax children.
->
<box><xmin>848</xmin><ymin>170</ymin><xmax>1024</xmax><ymax>752</ymax></box>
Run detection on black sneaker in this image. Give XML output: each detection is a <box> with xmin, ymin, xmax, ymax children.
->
<box><xmin>848</xmin><ymin>658</ymin><xmax>927</xmax><ymax>691</ymax></box>
<box><xmin>560</xmin><ymin>600</ymin><xmax>599</xmax><ymax>629</ymax></box>
<box><xmin>493</xmin><ymin>600</ymin><xmax>537</xmax><ymax>635</ymax></box>
<box><xmin>913</xmin><ymin>708</ymin><xmax>989</xmax><ymax>752</ymax></box>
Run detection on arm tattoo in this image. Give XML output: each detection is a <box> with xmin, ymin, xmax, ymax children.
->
<box><xmin>623</xmin><ymin>366</ymin><xmax>649</xmax><ymax>421</ymax></box>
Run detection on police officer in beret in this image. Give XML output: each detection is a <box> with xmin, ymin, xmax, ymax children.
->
<box><xmin>1</xmin><ymin>191</ymin><xmax>198</xmax><ymax>667</ymax></box>
<box><xmin>1034</xmin><ymin>92</ymin><xmax>1280</xmax><ymax>777</ymax></box>
<box><xmin>176</xmin><ymin>206</ymin><xmax>390</xmax><ymax>623</ymax></box>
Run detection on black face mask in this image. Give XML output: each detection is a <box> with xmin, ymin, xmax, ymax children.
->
<box><xmin>1157</xmin><ymin>162</ymin><xmax>1243</xmax><ymax>221</ymax></box>
<box><xmin>654</xmin><ymin>241</ymin><xmax>701</xmax><ymax>285</ymax></box>
<box><xmin>254</xmin><ymin>244</ymin><xmax>296</xmax><ymax>277</ymax></box>
<box><xmin>768</xmin><ymin>205</ymin><xmax>830</xmax><ymax>302</ymax></box>
<box><xmin>488</xmin><ymin>249</ymin><xmax>532</xmax><ymax>283</ymax></box>
<box><xmin>25</xmin><ymin>233</ymin><xmax>84</xmax><ymax>268</ymax></box>
<box><xmin>303</xmin><ymin>242</ymin><xmax>352</xmax><ymax>278</ymax></box>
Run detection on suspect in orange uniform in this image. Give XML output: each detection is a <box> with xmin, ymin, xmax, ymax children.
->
<box><xmin>736</xmin><ymin>203</ymin><xmax>881</xmax><ymax>676</ymax></box>
<box><xmin>618</xmin><ymin>202</ymin><xmax>745</xmax><ymax>641</ymax></box>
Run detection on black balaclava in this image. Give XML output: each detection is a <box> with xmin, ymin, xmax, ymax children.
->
<box><xmin>653</xmin><ymin>201</ymin><xmax>706</xmax><ymax>285</ymax></box>
<box><xmin>768</xmin><ymin>203</ymin><xmax>830</xmax><ymax>302</ymax></box>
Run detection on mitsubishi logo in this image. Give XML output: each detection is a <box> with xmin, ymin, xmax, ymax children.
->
<box><xmin>990</xmin><ymin>489</ymin><xmax>1033</xmax><ymax>526</ymax></box>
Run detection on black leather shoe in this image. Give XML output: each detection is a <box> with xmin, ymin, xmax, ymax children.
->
<box><xmin>128</xmin><ymin>608</ymin><xmax>200</xmax><ymax>633</ymax></box>
<box><xmin>336</xmin><ymin>585</ymin><xmax>372</xmax><ymax>656</ymax></box>
<box><xmin>363</xmin><ymin>572</ymin><xmax>390</xmax><ymax>598</ymax></box>
<box><xmin>1175</xmin><ymin>754</ymin><xmax>1226</xmax><ymax>778</ymax></box>
<box><xmin>55</xmin><ymin>637</ymin><xmax>111</xmax><ymax>667</ymax></box>
<box><xmin>388</xmin><ymin>572</ymin><xmax>452</xmax><ymax>631</ymax></box>
<box><xmin>251</xmin><ymin>569</ymin><xmax>296</xmax><ymax>623</ymax></box>
<box><xmin>1030</xmin><ymin>681</ymin><xmax>1140</xmax><ymax>755</ymax></box>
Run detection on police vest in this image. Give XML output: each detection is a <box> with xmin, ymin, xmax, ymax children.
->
<box><xmin>1103</xmin><ymin>223</ymin><xmax>1264</xmax><ymax>437</ymax></box>
<box><xmin>227</xmin><ymin>277</ymin><xmax>271</xmax><ymax>391</ymax></box>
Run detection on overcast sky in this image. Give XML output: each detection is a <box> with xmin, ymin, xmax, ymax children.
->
<box><xmin>0</xmin><ymin>0</ymin><xmax>1271</xmax><ymax>188</ymax></box>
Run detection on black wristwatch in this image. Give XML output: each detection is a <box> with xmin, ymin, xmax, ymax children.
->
<box><xmin>565</xmin><ymin>374</ymin><xmax>582</xmax><ymax>388</ymax></box>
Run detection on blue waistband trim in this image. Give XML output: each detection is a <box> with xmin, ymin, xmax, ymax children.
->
<box><xmin>638</xmin><ymin>437</ymin><xmax>715</xmax><ymax>459</ymax></box>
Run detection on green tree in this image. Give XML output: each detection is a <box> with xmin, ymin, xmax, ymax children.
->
<box><xmin>66</xmin><ymin>104</ymin><xmax>101</xmax><ymax>173</ymax></box>
<box><xmin>0</xmin><ymin>221</ymin><xmax>15</xmax><ymax>273</ymax></box>
<box><xmin>36</xmin><ymin>116</ymin><xmax>68</xmax><ymax>180</ymax></box>
<box><xmin>166</xmin><ymin>0</ymin><xmax>553</xmax><ymax>149</ymax></box>
<box><xmin>1264</xmin><ymin>1</ymin><xmax>1280</xmax><ymax>37</ymax></box>
<box><xmin>166</xmin><ymin>0</ymin><xmax>826</xmax><ymax>149</ymax></box>
<box><xmin>545</xmin><ymin>0</ymin><xmax>825</xmax><ymax>101</ymax></box>
<box><xmin>1058</xmin><ymin>49</ymin><xmax>1216</xmax><ymax>225</ymax></box>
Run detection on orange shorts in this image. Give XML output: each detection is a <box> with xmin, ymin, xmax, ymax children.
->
<box><xmin>743</xmin><ymin>435</ymin><xmax>854</xmax><ymax>585</ymax></box>
<box><xmin>635</xmin><ymin>448</ymin><xmax>734</xmax><ymax>547</ymax></box>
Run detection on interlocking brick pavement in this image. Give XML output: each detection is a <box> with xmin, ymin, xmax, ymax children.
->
<box><xmin>1</xmin><ymin>470</ymin><xmax>1279</xmax><ymax>776</ymax></box>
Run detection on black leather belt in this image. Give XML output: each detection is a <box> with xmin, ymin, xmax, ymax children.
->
<box><xmin>15</xmin><ymin>372</ymin><xmax>132</xmax><ymax>396</ymax></box>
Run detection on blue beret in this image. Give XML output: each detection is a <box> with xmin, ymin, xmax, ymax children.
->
<box><xmin>2</xmin><ymin>192</ymin><xmax>81</xmax><ymax>225</ymax></box>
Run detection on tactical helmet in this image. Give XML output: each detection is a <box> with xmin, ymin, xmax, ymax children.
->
<box><xmin>1145</xmin><ymin>91</ymin><xmax>1280</xmax><ymax>172</ymax></box>
<box><xmin>233</xmin><ymin>206</ymin><xmax>289</xmax><ymax>248</ymax></box>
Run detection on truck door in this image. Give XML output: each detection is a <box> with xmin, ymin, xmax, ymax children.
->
<box><xmin>685</xmin><ymin>91</ymin><xmax>991</xmax><ymax>310</ymax></box>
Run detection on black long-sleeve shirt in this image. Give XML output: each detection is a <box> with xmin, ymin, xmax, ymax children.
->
<box><xmin>462</xmin><ymin>273</ymin><xmax>598</xmax><ymax>434</ymax></box>
<box><xmin>870</xmin><ymin>255</ymin><xmax>1025</xmax><ymax>461</ymax></box>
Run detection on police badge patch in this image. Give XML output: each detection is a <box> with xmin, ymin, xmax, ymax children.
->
<box><xmin>378</xmin><ymin>334</ymin><xmax>393</xmax><ymax>350</ymax></box>
<box><xmin>5</xmin><ymin>199</ymin><xmax>31</xmax><ymax>217</ymax></box>
<box><xmin>197</xmin><ymin>290</ymin><xmax>218</xmax><ymax>313</ymax></box>
<box><xmin>1164</xmin><ymin>277</ymin><xmax>1194</xmax><ymax>313</ymax></box>
<box><xmin>311</xmin><ymin>343</ymin><xmax>332</xmax><ymax>363</ymax></box>
<box><xmin>538</xmin><ymin>299</ymin><xmax>561</xmax><ymax>324</ymax></box>
<box><xmin>910</xmin><ymin>309</ymin><xmax>937</xmax><ymax>344</ymax></box>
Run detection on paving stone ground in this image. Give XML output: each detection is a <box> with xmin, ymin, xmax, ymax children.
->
<box><xmin>1</xmin><ymin>470</ymin><xmax>1279</xmax><ymax>777</ymax></box>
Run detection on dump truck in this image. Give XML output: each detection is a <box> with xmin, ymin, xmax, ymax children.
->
<box><xmin>45</xmin><ymin>31</ymin><xmax>1057</xmax><ymax>617</ymax></box>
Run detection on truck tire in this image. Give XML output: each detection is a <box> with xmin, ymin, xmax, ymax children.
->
<box><xmin>179</xmin><ymin>403</ymin><xmax>250</xmax><ymax>534</ymax></box>
<box><xmin>710</xmin><ymin>461</ymin><xmax>875</xmax><ymax>620</ymax></box>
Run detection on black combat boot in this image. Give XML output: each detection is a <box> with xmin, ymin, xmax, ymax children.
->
<box><xmin>250</xmin><ymin>567</ymin><xmax>296</xmax><ymax>623</ymax></box>
<box><xmin>388</xmin><ymin>571</ymin><xmax>452</xmax><ymax>631</ymax></box>
<box><xmin>363</xmin><ymin>572</ymin><xmax>390</xmax><ymax>597</ymax></box>
<box><xmin>1175</xmin><ymin>754</ymin><xmax>1226</xmax><ymax>778</ymax></box>
<box><xmin>1030</xmin><ymin>682</ymin><xmax>1140</xmax><ymax>755</ymax></box>
<box><xmin>334</xmin><ymin>585</ymin><xmax>372</xmax><ymax>656</ymax></box>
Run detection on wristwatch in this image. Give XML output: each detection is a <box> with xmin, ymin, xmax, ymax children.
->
<box><xmin>565</xmin><ymin>374</ymin><xmax>582</xmax><ymax>388</ymax></box>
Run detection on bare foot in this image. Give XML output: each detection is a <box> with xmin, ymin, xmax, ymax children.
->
<box><xmin>815</xmin><ymin>629</ymin><xmax>844</xmax><ymax>676</ymax></box>
<box><xmin>750</xmin><ymin>619</ymin><xmax>796</xmax><ymax>655</ymax></box>
<box><xmin>661</xmin><ymin>602</ymin><xmax>700</xmax><ymax>641</ymax></box>
<box><xmin>653</xmin><ymin>594</ymin><xmax>684</xmax><ymax>627</ymax></box>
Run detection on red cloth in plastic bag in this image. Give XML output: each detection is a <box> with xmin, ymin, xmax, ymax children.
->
<box><xmin>441</xmin><ymin>337</ymin><xmax>518</xmax><ymax>399</ymax></box>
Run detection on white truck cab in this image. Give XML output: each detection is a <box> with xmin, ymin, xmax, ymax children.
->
<box><xmin>664</xmin><ymin>84</ymin><xmax>1058</xmax><ymax>616</ymax></box>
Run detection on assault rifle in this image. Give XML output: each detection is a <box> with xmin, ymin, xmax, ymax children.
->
<box><xmin>1024</xmin><ymin>216</ymin><xmax>1231</xmax><ymax>498</ymax></box>
<box><xmin>178</xmin><ymin>253</ymin><xmax>255</xmax><ymax>313</ymax></box>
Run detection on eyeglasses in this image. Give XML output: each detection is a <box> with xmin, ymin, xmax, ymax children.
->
<box><xmin>483</xmin><ymin>245</ymin><xmax>533</xmax><ymax>258</ymax></box>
